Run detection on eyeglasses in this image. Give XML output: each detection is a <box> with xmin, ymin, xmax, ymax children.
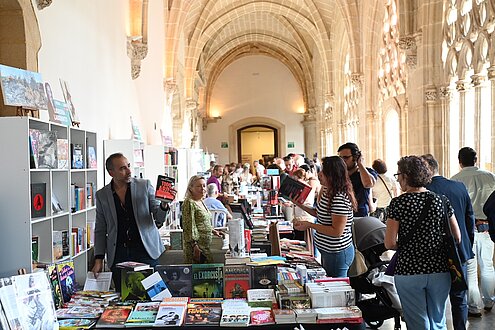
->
<box><xmin>340</xmin><ymin>155</ymin><xmax>353</xmax><ymax>160</ymax></box>
<box><xmin>393</xmin><ymin>173</ymin><xmax>402</xmax><ymax>179</ymax></box>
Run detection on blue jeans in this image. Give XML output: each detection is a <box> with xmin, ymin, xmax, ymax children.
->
<box><xmin>320</xmin><ymin>244</ymin><xmax>354</xmax><ymax>278</ymax></box>
<box><xmin>467</xmin><ymin>231</ymin><xmax>495</xmax><ymax>313</ymax></box>
<box><xmin>450</xmin><ymin>264</ymin><xmax>468</xmax><ymax>330</ymax></box>
<box><xmin>110</xmin><ymin>244</ymin><xmax>158</xmax><ymax>292</ymax></box>
<box><xmin>395</xmin><ymin>272</ymin><xmax>451</xmax><ymax>330</ymax></box>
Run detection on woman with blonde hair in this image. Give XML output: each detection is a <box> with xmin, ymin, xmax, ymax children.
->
<box><xmin>182</xmin><ymin>175</ymin><xmax>222</xmax><ymax>263</ymax></box>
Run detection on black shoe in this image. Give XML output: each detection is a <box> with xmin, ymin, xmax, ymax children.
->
<box><xmin>468</xmin><ymin>312</ymin><xmax>482</xmax><ymax>317</ymax></box>
<box><xmin>484</xmin><ymin>306</ymin><xmax>493</xmax><ymax>312</ymax></box>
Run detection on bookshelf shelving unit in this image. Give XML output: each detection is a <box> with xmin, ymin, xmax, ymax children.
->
<box><xmin>0</xmin><ymin>117</ymin><xmax>97</xmax><ymax>284</ymax></box>
<box><xmin>103</xmin><ymin>139</ymin><xmax>145</xmax><ymax>185</ymax></box>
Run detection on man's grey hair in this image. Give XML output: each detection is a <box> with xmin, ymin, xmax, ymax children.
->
<box><xmin>207</xmin><ymin>183</ymin><xmax>218</xmax><ymax>197</ymax></box>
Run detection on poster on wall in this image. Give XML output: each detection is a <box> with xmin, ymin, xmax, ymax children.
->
<box><xmin>221</xmin><ymin>142</ymin><xmax>228</xmax><ymax>148</ymax></box>
<box><xmin>0</xmin><ymin>64</ymin><xmax>47</xmax><ymax>109</ymax></box>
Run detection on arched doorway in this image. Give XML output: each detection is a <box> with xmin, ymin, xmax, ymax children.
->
<box><xmin>237</xmin><ymin>125</ymin><xmax>278</xmax><ymax>164</ymax></box>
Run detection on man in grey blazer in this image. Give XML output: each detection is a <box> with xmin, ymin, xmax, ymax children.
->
<box><xmin>91</xmin><ymin>153</ymin><xmax>172</xmax><ymax>290</ymax></box>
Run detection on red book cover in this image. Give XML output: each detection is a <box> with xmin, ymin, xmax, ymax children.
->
<box><xmin>96</xmin><ymin>305</ymin><xmax>133</xmax><ymax>327</ymax></box>
<box><xmin>250</xmin><ymin>308</ymin><xmax>275</xmax><ymax>325</ymax></box>
<box><xmin>155</xmin><ymin>175</ymin><xmax>176</xmax><ymax>202</ymax></box>
<box><xmin>278</xmin><ymin>175</ymin><xmax>312</xmax><ymax>204</ymax></box>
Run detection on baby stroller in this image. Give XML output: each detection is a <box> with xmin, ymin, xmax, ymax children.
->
<box><xmin>349</xmin><ymin>216</ymin><xmax>402</xmax><ymax>330</ymax></box>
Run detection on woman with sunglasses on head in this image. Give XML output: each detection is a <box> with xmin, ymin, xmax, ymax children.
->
<box><xmin>293</xmin><ymin>156</ymin><xmax>357</xmax><ymax>277</ymax></box>
<box><xmin>385</xmin><ymin>156</ymin><xmax>461</xmax><ymax>330</ymax></box>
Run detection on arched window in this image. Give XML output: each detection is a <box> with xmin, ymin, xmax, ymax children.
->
<box><xmin>443</xmin><ymin>0</ymin><xmax>493</xmax><ymax>173</ymax></box>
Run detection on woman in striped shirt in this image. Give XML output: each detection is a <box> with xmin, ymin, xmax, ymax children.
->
<box><xmin>293</xmin><ymin>156</ymin><xmax>357</xmax><ymax>277</ymax></box>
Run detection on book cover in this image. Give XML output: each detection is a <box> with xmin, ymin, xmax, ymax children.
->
<box><xmin>96</xmin><ymin>305</ymin><xmax>133</xmax><ymax>328</ymax></box>
<box><xmin>70</xmin><ymin>143</ymin><xmax>84</xmax><ymax>169</ymax></box>
<box><xmin>278</xmin><ymin>175</ymin><xmax>312</xmax><ymax>204</ymax></box>
<box><xmin>31</xmin><ymin>182</ymin><xmax>46</xmax><ymax>218</ymax></box>
<box><xmin>125</xmin><ymin>301</ymin><xmax>160</xmax><ymax>326</ymax></box>
<box><xmin>185</xmin><ymin>305</ymin><xmax>221</xmax><ymax>325</ymax></box>
<box><xmin>223</xmin><ymin>265</ymin><xmax>251</xmax><ymax>299</ymax></box>
<box><xmin>121</xmin><ymin>269</ymin><xmax>153</xmax><ymax>301</ymax></box>
<box><xmin>155</xmin><ymin>175</ymin><xmax>176</xmax><ymax>202</ymax></box>
<box><xmin>220</xmin><ymin>299</ymin><xmax>250</xmax><ymax>327</ymax></box>
<box><xmin>115</xmin><ymin>261</ymin><xmax>151</xmax><ymax>271</ymax></box>
<box><xmin>56</xmin><ymin>305</ymin><xmax>103</xmax><ymax>319</ymax></box>
<box><xmin>156</xmin><ymin>265</ymin><xmax>192</xmax><ymax>297</ymax></box>
<box><xmin>31</xmin><ymin>236</ymin><xmax>39</xmax><ymax>263</ymax></box>
<box><xmin>169</xmin><ymin>230</ymin><xmax>183</xmax><ymax>250</ymax></box>
<box><xmin>250</xmin><ymin>265</ymin><xmax>278</xmax><ymax>289</ymax></box>
<box><xmin>29</xmin><ymin>129</ymin><xmax>40</xmax><ymax>169</ymax></box>
<box><xmin>53</xmin><ymin>230</ymin><xmax>63</xmax><ymax>260</ymax></box>
<box><xmin>57</xmin><ymin>261</ymin><xmax>77</xmax><ymax>304</ymax></box>
<box><xmin>12</xmin><ymin>272</ymin><xmax>58</xmax><ymax>329</ymax></box>
<box><xmin>250</xmin><ymin>308</ymin><xmax>275</xmax><ymax>326</ymax></box>
<box><xmin>191</xmin><ymin>264</ymin><xmax>224</xmax><ymax>298</ymax></box>
<box><xmin>87</xmin><ymin>146</ymin><xmax>97</xmax><ymax>169</ymax></box>
<box><xmin>154</xmin><ymin>304</ymin><xmax>186</xmax><ymax>327</ymax></box>
<box><xmin>141</xmin><ymin>271</ymin><xmax>172</xmax><ymax>301</ymax></box>
<box><xmin>0</xmin><ymin>277</ymin><xmax>23</xmax><ymax>329</ymax></box>
<box><xmin>61</xmin><ymin>230</ymin><xmax>70</xmax><ymax>257</ymax></box>
<box><xmin>52</xmin><ymin>192</ymin><xmax>64</xmax><ymax>213</ymax></box>
<box><xmin>47</xmin><ymin>264</ymin><xmax>63</xmax><ymax>309</ymax></box>
<box><xmin>58</xmin><ymin>318</ymin><xmax>96</xmax><ymax>329</ymax></box>
<box><xmin>57</xmin><ymin>138</ymin><xmax>69</xmax><ymax>169</ymax></box>
<box><xmin>37</xmin><ymin>130</ymin><xmax>58</xmax><ymax>169</ymax></box>
<box><xmin>246</xmin><ymin>289</ymin><xmax>277</xmax><ymax>308</ymax></box>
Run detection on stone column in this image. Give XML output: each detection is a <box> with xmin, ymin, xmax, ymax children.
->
<box><xmin>302</xmin><ymin>108</ymin><xmax>318</xmax><ymax>158</ymax></box>
<box><xmin>185</xmin><ymin>99</ymin><xmax>198</xmax><ymax>148</ymax></box>
<box><xmin>471</xmin><ymin>74</ymin><xmax>484</xmax><ymax>155</ymax></box>
<box><xmin>488</xmin><ymin>66</ymin><xmax>495</xmax><ymax>172</ymax></box>
<box><xmin>165</xmin><ymin>79</ymin><xmax>181</xmax><ymax>147</ymax></box>
<box><xmin>425</xmin><ymin>86</ymin><xmax>438</xmax><ymax>154</ymax></box>
<box><xmin>456</xmin><ymin>80</ymin><xmax>467</xmax><ymax>148</ymax></box>
<box><xmin>439</xmin><ymin>86</ymin><xmax>452</xmax><ymax>176</ymax></box>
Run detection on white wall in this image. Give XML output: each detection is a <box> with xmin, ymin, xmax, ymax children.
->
<box><xmin>34</xmin><ymin>0</ymin><xmax>168</xmax><ymax>188</ymax></box>
<box><xmin>203</xmin><ymin>55</ymin><xmax>305</xmax><ymax>164</ymax></box>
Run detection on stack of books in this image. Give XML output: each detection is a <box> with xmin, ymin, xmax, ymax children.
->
<box><xmin>272</xmin><ymin>309</ymin><xmax>296</xmax><ymax>324</ymax></box>
<box><xmin>294</xmin><ymin>308</ymin><xmax>317</xmax><ymax>323</ymax></box>
<box><xmin>314</xmin><ymin>306</ymin><xmax>363</xmax><ymax>324</ymax></box>
<box><xmin>305</xmin><ymin>281</ymin><xmax>355</xmax><ymax>308</ymax></box>
<box><xmin>220</xmin><ymin>299</ymin><xmax>251</xmax><ymax>327</ymax></box>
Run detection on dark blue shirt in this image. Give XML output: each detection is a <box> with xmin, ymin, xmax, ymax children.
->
<box><xmin>350</xmin><ymin>167</ymin><xmax>378</xmax><ymax>217</ymax></box>
<box><xmin>426</xmin><ymin>175</ymin><xmax>475</xmax><ymax>263</ymax></box>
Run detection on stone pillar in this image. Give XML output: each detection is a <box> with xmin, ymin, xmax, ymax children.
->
<box><xmin>439</xmin><ymin>86</ymin><xmax>452</xmax><ymax>176</ymax></box>
<box><xmin>425</xmin><ymin>86</ymin><xmax>438</xmax><ymax>154</ymax></box>
<box><xmin>401</xmin><ymin>97</ymin><xmax>409</xmax><ymax>156</ymax></box>
<box><xmin>488</xmin><ymin>66</ymin><xmax>495</xmax><ymax>172</ymax></box>
<box><xmin>471</xmin><ymin>74</ymin><xmax>484</xmax><ymax>155</ymax></box>
<box><xmin>456</xmin><ymin>80</ymin><xmax>467</xmax><ymax>147</ymax></box>
<box><xmin>185</xmin><ymin>99</ymin><xmax>198</xmax><ymax>148</ymax></box>
<box><xmin>302</xmin><ymin>108</ymin><xmax>318</xmax><ymax>158</ymax></box>
<box><xmin>165</xmin><ymin>79</ymin><xmax>181</xmax><ymax>146</ymax></box>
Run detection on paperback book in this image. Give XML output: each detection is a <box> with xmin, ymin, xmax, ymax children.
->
<box><xmin>250</xmin><ymin>265</ymin><xmax>278</xmax><ymax>289</ymax></box>
<box><xmin>95</xmin><ymin>305</ymin><xmax>133</xmax><ymax>328</ymax></box>
<box><xmin>141</xmin><ymin>271</ymin><xmax>172</xmax><ymax>301</ymax></box>
<box><xmin>57</xmin><ymin>261</ymin><xmax>77</xmax><ymax>304</ymax></box>
<box><xmin>156</xmin><ymin>264</ymin><xmax>193</xmax><ymax>297</ymax></box>
<box><xmin>192</xmin><ymin>264</ymin><xmax>224</xmax><ymax>298</ymax></box>
<box><xmin>278</xmin><ymin>175</ymin><xmax>312</xmax><ymax>204</ymax></box>
<box><xmin>47</xmin><ymin>264</ymin><xmax>63</xmax><ymax>309</ymax></box>
<box><xmin>58</xmin><ymin>318</ymin><xmax>96</xmax><ymax>329</ymax></box>
<box><xmin>155</xmin><ymin>175</ymin><xmax>176</xmax><ymax>202</ymax></box>
<box><xmin>30</xmin><ymin>182</ymin><xmax>46</xmax><ymax>218</ymax></box>
<box><xmin>121</xmin><ymin>269</ymin><xmax>153</xmax><ymax>301</ymax></box>
<box><xmin>115</xmin><ymin>261</ymin><xmax>151</xmax><ymax>271</ymax></box>
<box><xmin>154</xmin><ymin>302</ymin><xmax>187</xmax><ymax>327</ymax></box>
<box><xmin>185</xmin><ymin>305</ymin><xmax>221</xmax><ymax>326</ymax></box>
<box><xmin>125</xmin><ymin>301</ymin><xmax>160</xmax><ymax>327</ymax></box>
<box><xmin>223</xmin><ymin>265</ymin><xmax>251</xmax><ymax>299</ymax></box>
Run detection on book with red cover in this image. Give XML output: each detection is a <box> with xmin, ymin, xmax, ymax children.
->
<box><xmin>96</xmin><ymin>305</ymin><xmax>133</xmax><ymax>328</ymax></box>
<box><xmin>223</xmin><ymin>265</ymin><xmax>250</xmax><ymax>299</ymax></box>
<box><xmin>278</xmin><ymin>175</ymin><xmax>312</xmax><ymax>204</ymax></box>
<box><xmin>155</xmin><ymin>175</ymin><xmax>176</xmax><ymax>202</ymax></box>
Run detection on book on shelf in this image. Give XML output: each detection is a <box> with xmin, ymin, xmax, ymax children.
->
<box><xmin>83</xmin><ymin>272</ymin><xmax>112</xmax><ymax>292</ymax></box>
<box><xmin>61</xmin><ymin>230</ymin><xmax>70</xmax><ymax>257</ymax></box>
<box><xmin>53</xmin><ymin>230</ymin><xmax>63</xmax><ymax>260</ymax></box>
<box><xmin>31</xmin><ymin>236</ymin><xmax>39</xmax><ymax>263</ymax></box>
<box><xmin>57</xmin><ymin>138</ymin><xmax>69</xmax><ymax>169</ymax></box>
<box><xmin>140</xmin><ymin>271</ymin><xmax>172</xmax><ymax>301</ymax></box>
<box><xmin>95</xmin><ymin>305</ymin><xmax>133</xmax><ymax>328</ymax></box>
<box><xmin>70</xmin><ymin>143</ymin><xmax>84</xmax><ymax>169</ymax></box>
<box><xmin>58</xmin><ymin>318</ymin><xmax>96</xmax><ymax>329</ymax></box>
<box><xmin>115</xmin><ymin>261</ymin><xmax>152</xmax><ymax>271</ymax></box>
<box><xmin>121</xmin><ymin>269</ymin><xmax>153</xmax><ymax>301</ymax></box>
<box><xmin>85</xmin><ymin>182</ymin><xmax>94</xmax><ymax>208</ymax></box>
<box><xmin>37</xmin><ymin>130</ymin><xmax>58</xmax><ymax>169</ymax></box>
<box><xmin>31</xmin><ymin>182</ymin><xmax>46</xmax><ymax>218</ymax></box>
<box><xmin>278</xmin><ymin>174</ymin><xmax>312</xmax><ymax>204</ymax></box>
<box><xmin>191</xmin><ymin>264</ymin><xmax>224</xmax><ymax>298</ymax></box>
<box><xmin>156</xmin><ymin>265</ymin><xmax>193</xmax><ymax>297</ymax></box>
<box><xmin>52</xmin><ymin>192</ymin><xmax>64</xmax><ymax>213</ymax></box>
<box><xmin>57</xmin><ymin>260</ymin><xmax>77</xmax><ymax>304</ymax></box>
<box><xmin>223</xmin><ymin>265</ymin><xmax>251</xmax><ymax>299</ymax></box>
<box><xmin>125</xmin><ymin>301</ymin><xmax>160</xmax><ymax>327</ymax></box>
<box><xmin>155</xmin><ymin>175</ymin><xmax>176</xmax><ymax>202</ymax></box>
<box><xmin>250</xmin><ymin>265</ymin><xmax>278</xmax><ymax>290</ymax></box>
<box><xmin>86</xmin><ymin>146</ymin><xmax>97</xmax><ymax>169</ymax></box>
<box><xmin>47</xmin><ymin>264</ymin><xmax>63</xmax><ymax>309</ymax></box>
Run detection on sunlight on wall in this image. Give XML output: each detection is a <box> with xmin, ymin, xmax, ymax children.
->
<box><xmin>385</xmin><ymin>108</ymin><xmax>400</xmax><ymax>174</ymax></box>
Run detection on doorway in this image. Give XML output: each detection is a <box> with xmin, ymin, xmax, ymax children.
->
<box><xmin>237</xmin><ymin>125</ymin><xmax>278</xmax><ymax>164</ymax></box>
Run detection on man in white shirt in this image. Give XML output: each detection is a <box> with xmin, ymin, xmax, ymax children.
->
<box><xmin>451</xmin><ymin>147</ymin><xmax>495</xmax><ymax>317</ymax></box>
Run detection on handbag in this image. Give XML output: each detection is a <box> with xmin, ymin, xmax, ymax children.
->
<box><xmin>440</xmin><ymin>195</ymin><xmax>468</xmax><ymax>292</ymax></box>
<box><xmin>385</xmin><ymin>194</ymin><xmax>433</xmax><ymax>275</ymax></box>
<box><xmin>192</xmin><ymin>242</ymin><xmax>207</xmax><ymax>263</ymax></box>
<box><xmin>348</xmin><ymin>221</ymin><xmax>368</xmax><ymax>277</ymax></box>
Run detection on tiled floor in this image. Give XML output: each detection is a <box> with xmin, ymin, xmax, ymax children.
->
<box><xmin>376</xmin><ymin>306</ymin><xmax>495</xmax><ymax>329</ymax></box>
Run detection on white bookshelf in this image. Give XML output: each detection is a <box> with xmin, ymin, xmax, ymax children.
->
<box><xmin>0</xmin><ymin>117</ymin><xmax>97</xmax><ymax>284</ymax></box>
<box><xmin>103</xmin><ymin>139</ymin><xmax>145</xmax><ymax>185</ymax></box>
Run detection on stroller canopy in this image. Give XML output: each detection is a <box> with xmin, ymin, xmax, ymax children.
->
<box><xmin>353</xmin><ymin>216</ymin><xmax>386</xmax><ymax>252</ymax></box>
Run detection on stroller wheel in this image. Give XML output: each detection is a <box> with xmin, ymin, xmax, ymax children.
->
<box><xmin>365</xmin><ymin>319</ymin><xmax>384</xmax><ymax>329</ymax></box>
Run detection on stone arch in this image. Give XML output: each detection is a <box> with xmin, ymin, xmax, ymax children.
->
<box><xmin>229</xmin><ymin>117</ymin><xmax>286</xmax><ymax>162</ymax></box>
<box><xmin>457</xmin><ymin>40</ymin><xmax>474</xmax><ymax>79</ymax></box>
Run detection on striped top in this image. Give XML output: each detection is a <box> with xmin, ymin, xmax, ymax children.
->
<box><xmin>314</xmin><ymin>191</ymin><xmax>354</xmax><ymax>253</ymax></box>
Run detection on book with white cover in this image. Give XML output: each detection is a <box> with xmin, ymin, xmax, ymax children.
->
<box><xmin>83</xmin><ymin>272</ymin><xmax>112</xmax><ymax>291</ymax></box>
<box><xmin>154</xmin><ymin>304</ymin><xmax>186</xmax><ymax>327</ymax></box>
<box><xmin>141</xmin><ymin>271</ymin><xmax>172</xmax><ymax>301</ymax></box>
<box><xmin>220</xmin><ymin>299</ymin><xmax>250</xmax><ymax>327</ymax></box>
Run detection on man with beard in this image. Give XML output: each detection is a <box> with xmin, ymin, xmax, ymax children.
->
<box><xmin>337</xmin><ymin>142</ymin><xmax>377</xmax><ymax>216</ymax></box>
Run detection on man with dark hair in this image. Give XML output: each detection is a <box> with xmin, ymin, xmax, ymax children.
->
<box><xmin>92</xmin><ymin>153</ymin><xmax>173</xmax><ymax>291</ymax></box>
<box><xmin>451</xmin><ymin>147</ymin><xmax>495</xmax><ymax>317</ymax></box>
<box><xmin>337</xmin><ymin>142</ymin><xmax>377</xmax><ymax>216</ymax></box>
<box><xmin>423</xmin><ymin>153</ymin><xmax>475</xmax><ymax>329</ymax></box>
<box><xmin>207</xmin><ymin>164</ymin><xmax>224</xmax><ymax>196</ymax></box>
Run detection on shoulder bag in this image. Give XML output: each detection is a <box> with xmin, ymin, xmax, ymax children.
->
<box><xmin>348</xmin><ymin>220</ymin><xmax>368</xmax><ymax>277</ymax></box>
<box><xmin>385</xmin><ymin>193</ymin><xmax>433</xmax><ymax>275</ymax></box>
<box><xmin>440</xmin><ymin>195</ymin><xmax>468</xmax><ymax>291</ymax></box>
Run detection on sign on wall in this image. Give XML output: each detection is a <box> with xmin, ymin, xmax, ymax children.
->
<box><xmin>287</xmin><ymin>142</ymin><xmax>295</xmax><ymax>148</ymax></box>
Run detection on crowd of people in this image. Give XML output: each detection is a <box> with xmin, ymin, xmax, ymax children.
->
<box><xmin>92</xmin><ymin>143</ymin><xmax>495</xmax><ymax>330</ymax></box>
